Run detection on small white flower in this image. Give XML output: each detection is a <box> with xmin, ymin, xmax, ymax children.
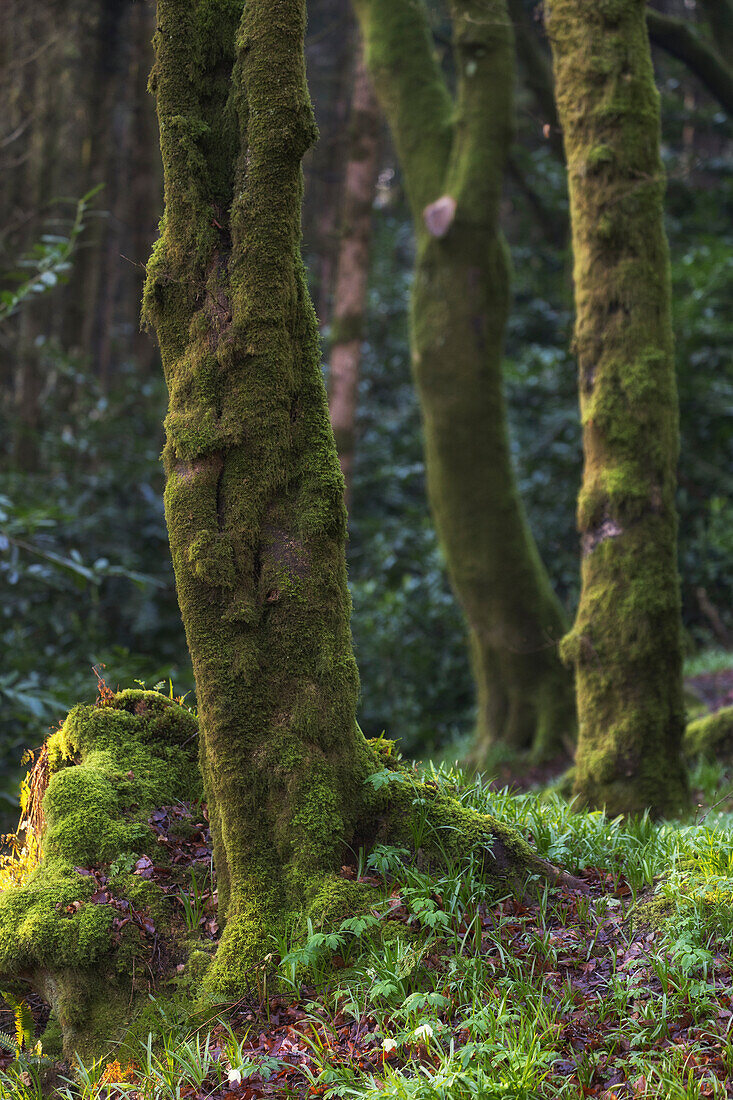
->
<box><xmin>227</xmin><ymin>1068</ymin><xmax>243</xmax><ymax>1086</ymax></box>
<box><xmin>382</xmin><ymin>1036</ymin><xmax>398</xmax><ymax>1053</ymax></box>
<box><xmin>412</xmin><ymin>1023</ymin><xmax>434</xmax><ymax>1041</ymax></box>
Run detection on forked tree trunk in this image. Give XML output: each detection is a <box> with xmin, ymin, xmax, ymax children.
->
<box><xmin>546</xmin><ymin>0</ymin><xmax>689</xmax><ymax>816</ymax></box>
<box><xmin>328</xmin><ymin>43</ymin><xmax>381</xmax><ymax>502</ymax></box>
<box><xmin>353</xmin><ymin>0</ymin><xmax>576</xmax><ymax>761</ymax></box>
<box><xmin>143</xmin><ymin>0</ymin><xmax>376</xmax><ymax>992</ymax></box>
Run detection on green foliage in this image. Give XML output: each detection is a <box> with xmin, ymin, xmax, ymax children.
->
<box><xmin>0</xmin><ymin>188</ymin><xmax>103</xmax><ymax>325</ymax></box>
<box><xmin>0</xmin><ymin>347</ymin><xmax>193</xmax><ymax>828</ymax></box>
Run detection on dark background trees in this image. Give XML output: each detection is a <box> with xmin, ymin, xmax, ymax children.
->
<box><xmin>0</xmin><ymin>0</ymin><xmax>731</xmax><ymax>823</ymax></box>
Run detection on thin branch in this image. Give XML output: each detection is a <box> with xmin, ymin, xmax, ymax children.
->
<box><xmin>646</xmin><ymin>8</ymin><xmax>733</xmax><ymax>117</ymax></box>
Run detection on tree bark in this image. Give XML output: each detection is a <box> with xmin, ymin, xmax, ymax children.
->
<box><xmin>546</xmin><ymin>0</ymin><xmax>689</xmax><ymax>816</ymax></box>
<box><xmin>143</xmin><ymin>0</ymin><xmax>378</xmax><ymax>993</ymax></box>
<box><xmin>327</xmin><ymin>43</ymin><xmax>381</xmax><ymax>503</ymax></box>
<box><xmin>353</xmin><ymin>0</ymin><xmax>576</xmax><ymax>761</ymax></box>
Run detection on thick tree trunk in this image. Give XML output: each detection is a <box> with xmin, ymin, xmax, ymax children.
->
<box><xmin>328</xmin><ymin>44</ymin><xmax>380</xmax><ymax>502</ymax></box>
<box><xmin>546</xmin><ymin>0</ymin><xmax>688</xmax><ymax>817</ymax></box>
<box><xmin>354</xmin><ymin>0</ymin><xmax>576</xmax><ymax>761</ymax></box>
<box><xmin>143</xmin><ymin>0</ymin><xmax>378</xmax><ymax>993</ymax></box>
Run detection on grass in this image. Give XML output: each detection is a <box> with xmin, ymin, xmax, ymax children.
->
<box><xmin>5</xmin><ymin>758</ymin><xmax>733</xmax><ymax>1097</ymax></box>
<box><xmin>683</xmin><ymin>649</ymin><xmax>733</xmax><ymax>679</ymax></box>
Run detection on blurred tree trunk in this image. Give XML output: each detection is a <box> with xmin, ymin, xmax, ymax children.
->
<box><xmin>62</xmin><ymin>0</ymin><xmax>161</xmax><ymax>382</ymax></box>
<box><xmin>646</xmin><ymin>7</ymin><xmax>733</xmax><ymax>116</ymax></box>
<box><xmin>546</xmin><ymin>0</ymin><xmax>689</xmax><ymax>816</ymax></box>
<box><xmin>130</xmin><ymin>0</ymin><xmax>164</xmax><ymax>378</ymax></box>
<box><xmin>8</xmin><ymin>1</ymin><xmax>61</xmax><ymax>472</ymax></box>
<box><xmin>302</xmin><ymin>0</ymin><xmax>355</xmax><ymax>325</ymax></box>
<box><xmin>698</xmin><ymin>0</ymin><xmax>733</xmax><ymax>59</ymax></box>
<box><xmin>328</xmin><ymin>43</ymin><xmax>381</xmax><ymax>502</ymax></box>
<box><xmin>354</xmin><ymin>0</ymin><xmax>576</xmax><ymax>761</ymax></box>
<box><xmin>60</xmin><ymin>0</ymin><xmax>126</xmax><ymax>366</ymax></box>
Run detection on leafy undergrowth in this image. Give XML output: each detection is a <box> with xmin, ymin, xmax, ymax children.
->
<box><xmin>6</xmin><ymin>763</ymin><xmax>733</xmax><ymax>1097</ymax></box>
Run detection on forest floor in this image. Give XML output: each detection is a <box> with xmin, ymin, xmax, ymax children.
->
<box><xmin>2</xmin><ymin>669</ymin><xmax>733</xmax><ymax>1099</ymax></box>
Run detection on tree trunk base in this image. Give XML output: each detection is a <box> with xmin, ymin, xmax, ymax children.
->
<box><xmin>0</xmin><ymin>707</ymin><xmax>581</xmax><ymax>1059</ymax></box>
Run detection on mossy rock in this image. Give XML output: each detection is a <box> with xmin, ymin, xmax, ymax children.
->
<box><xmin>0</xmin><ymin>690</ymin><xmax>202</xmax><ymax>1061</ymax></box>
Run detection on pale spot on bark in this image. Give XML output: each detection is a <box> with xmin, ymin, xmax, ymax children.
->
<box><xmin>582</xmin><ymin>517</ymin><xmax>623</xmax><ymax>556</ymax></box>
<box><xmin>423</xmin><ymin>195</ymin><xmax>457</xmax><ymax>238</ymax></box>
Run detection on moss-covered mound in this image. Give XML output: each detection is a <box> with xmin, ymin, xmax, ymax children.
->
<box><xmin>683</xmin><ymin>706</ymin><xmax>733</xmax><ymax>760</ymax></box>
<box><xmin>0</xmin><ymin>690</ymin><xmax>202</xmax><ymax>1060</ymax></box>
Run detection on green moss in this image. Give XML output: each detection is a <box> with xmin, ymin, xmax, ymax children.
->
<box><xmin>633</xmin><ymin>894</ymin><xmax>676</xmax><ymax>932</ymax></box>
<box><xmin>141</xmin><ymin>0</ymin><xmax>574</xmax><ymax>1011</ymax></box>
<box><xmin>586</xmin><ymin>143</ymin><xmax>615</xmax><ymax>170</ymax></box>
<box><xmin>40</xmin><ymin>1011</ymin><xmax>63</xmax><ymax>1059</ymax></box>
<box><xmin>305</xmin><ymin>875</ymin><xmax>381</xmax><ymax>929</ymax></box>
<box><xmin>684</xmin><ymin>707</ymin><xmax>733</xmax><ymax>759</ymax></box>
<box><xmin>382</xmin><ymin>773</ymin><xmax>555</xmax><ymax>893</ymax></box>
<box><xmin>547</xmin><ymin>0</ymin><xmax>688</xmax><ymax>816</ymax></box>
<box><xmin>0</xmin><ymin>691</ymin><xmax>201</xmax><ymax>1057</ymax></box>
<box><xmin>144</xmin><ymin>0</ymin><xmax>384</xmax><ymax>999</ymax></box>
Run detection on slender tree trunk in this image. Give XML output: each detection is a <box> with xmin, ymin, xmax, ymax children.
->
<box><xmin>646</xmin><ymin>8</ymin><xmax>733</xmax><ymax>117</ymax></box>
<box><xmin>130</xmin><ymin>0</ymin><xmax>163</xmax><ymax>377</ymax></box>
<box><xmin>546</xmin><ymin>0</ymin><xmax>688</xmax><ymax>816</ymax></box>
<box><xmin>302</xmin><ymin>0</ymin><xmax>355</xmax><ymax>325</ymax></box>
<box><xmin>354</xmin><ymin>0</ymin><xmax>576</xmax><ymax>761</ymax></box>
<box><xmin>328</xmin><ymin>44</ymin><xmax>380</xmax><ymax>502</ymax></box>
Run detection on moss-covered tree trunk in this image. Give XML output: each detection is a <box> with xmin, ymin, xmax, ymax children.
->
<box><xmin>328</xmin><ymin>43</ymin><xmax>380</xmax><ymax>503</ymax></box>
<box><xmin>353</xmin><ymin>0</ymin><xmax>575</xmax><ymax>761</ymax></box>
<box><xmin>142</xmin><ymin>0</ymin><xmax>381</xmax><ymax>992</ymax></box>
<box><xmin>546</xmin><ymin>0</ymin><xmax>689</xmax><ymax>816</ymax></box>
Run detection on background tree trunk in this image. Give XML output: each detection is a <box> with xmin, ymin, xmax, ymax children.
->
<box><xmin>301</xmin><ymin>0</ymin><xmax>356</xmax><ymax>326</ymax></box>
<box><xmin>328</xmin><ymin>43</ymin><xmax>381</xmax><ymax>503</ymax></box>
<box><xmin>547</xmin><ymin>0</ymin><xmax>689</xmax><ymax>816</ymax></box>
<box><xmin>354</xmin><ymin>0</ymin><xmax>576</xmax><ymax>761</ymax></box>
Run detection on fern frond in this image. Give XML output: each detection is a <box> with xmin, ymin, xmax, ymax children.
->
<box><xmin>0</xmin><ymin>992</ymin><xmax>33</xmax><ymax>1051</ymax></box>
<box><xmin>15</xmin><ymin>1001</ymin><xmax>34</xmax><ymax>1051</ymax></box>
<box><xmin>0</xmin><ymin>1030</ymin><xmax>18</xmax><ymax>1054</ymax></box>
